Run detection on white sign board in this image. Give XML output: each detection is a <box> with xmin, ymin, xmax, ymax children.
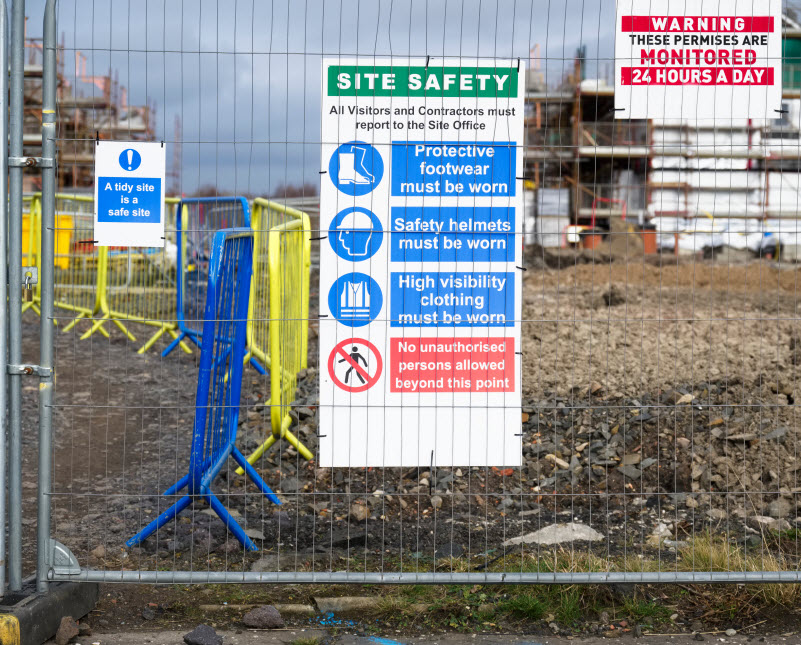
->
<box><xmin>94</xmin><ymin>141</ymin><xmax>166</xmax><ymax>247</ymax></box>
<box><xmin>615</xmin><ymin>0</ymin><xmax>782</xmax><ymax>119</ymax></box>
<box><xmin>319</xmin><ymin>58</ymin><xmax>524</xmax><ymax>467</ymax></box>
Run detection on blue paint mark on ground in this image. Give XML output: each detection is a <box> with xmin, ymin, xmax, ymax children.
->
<box><xmin>366</xmin><ymin>637</ymin><xmax>407</xmax><ymax>645</ymax></box>
<box><xmin>309</xmin><ymin>611</ymin><xmax>358</xmax><ymax>628</ymax></box>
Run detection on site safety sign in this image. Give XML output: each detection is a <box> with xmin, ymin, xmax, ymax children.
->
<box><xmin>94</xmin><ymin>140</ymin><xmax>166</xmax><ymax>247</ymax></box>
<box><xmin>615</xmin><ymin>0</ymin><xmax>782</xmax><ymax>119</ymax></box>
<box><xmin>319</xmin><ymin>58</ymin><xmax>523</xmax><ymax>467</ymax></box>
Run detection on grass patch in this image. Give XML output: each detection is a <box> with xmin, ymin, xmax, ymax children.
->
<box><xmin>103</xmin><ymin>536</ymin><xmax>801</xmax><ymax>637</ymax></box>
<box><xmin>555</xmin><ymin>587</ymin><xmax>584</xmax><ymax>625</ymax></box>
<box><xmin>621</xmin><ymin>597</ymin><xmax>670</xmax><ymax>623</ymax></box>
<box><xmin>499</xmin><ymin>593</ymin><xmax>545</xmax><ymax>619</ymax></box>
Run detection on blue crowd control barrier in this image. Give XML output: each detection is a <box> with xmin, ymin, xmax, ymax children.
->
<box><xmin>158</xmin><ymin>197</ymin><xmax>257</xmax><ymax>363</ymax></box>
<box><xmin>126</xmin><ymin>228</ymin><xmax>280</xmax><ymax>552</ymax></box>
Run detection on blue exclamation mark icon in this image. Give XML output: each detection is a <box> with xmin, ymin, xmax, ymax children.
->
<box><xmin>119</xmin><ymin>148</ymin><xmax>142</xmax><ymax>171</ymax></box>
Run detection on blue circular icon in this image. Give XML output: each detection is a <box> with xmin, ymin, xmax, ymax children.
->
<box><xmin>329</xmin><ymin>141</ymin><xmax>383</xmax><ymax>196</ymax></box>
<box><xmin>328</xmin><ymin>272</ymin><xmax>382</xmax><ymax>327</ymax></box>
<box><xmin>329</xmin><ymin>207</ymin><xmax>383</xmax><ymax>262</ymax></box>
<box><xmin>119</xmin><ymin>148</ymin><xmax>142</xmax><ymax>171</ymax></box>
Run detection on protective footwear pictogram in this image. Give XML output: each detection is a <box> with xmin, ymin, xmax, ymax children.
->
<box><xmin>329</xmin><ymin>140</ymin><xmax>384</xmax><ymax>196</ymax></box>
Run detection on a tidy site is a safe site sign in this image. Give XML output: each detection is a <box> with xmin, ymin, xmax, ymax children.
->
<box><xmin>94</xmin><ymin>140</ymin><xmax>166</xmax><ymax>247</ymax></box>
<box><xmin>615</xmin><ymin>0</ymin><xmax>782</xmax><ymax>119</ymax></box>
<box><xmin>319</xmin><ymin>58</ymin><xmax>523</xmax><ymax>467</ymax></box>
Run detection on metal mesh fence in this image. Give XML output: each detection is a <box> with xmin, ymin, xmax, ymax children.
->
<box><xmin>8</xmin><ymin>0</ymin><xmax>801</xmax><ymax>589</ymax></box>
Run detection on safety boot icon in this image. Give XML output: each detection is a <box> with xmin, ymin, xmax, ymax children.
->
<box><xmin>337</xmin><ymin>145</ymin><xmax>375</xmax><ymax>185</ymax></box>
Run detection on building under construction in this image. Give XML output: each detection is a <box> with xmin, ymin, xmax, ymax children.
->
<box><xmin>21</xmin><ymin>32</ymin><xmax>157</xmax><ymax>193</ymax></box>
<box><xmin>525</xmin><ymin>16</ymin><xmax>801</xmax><ymax>256</ymax></box>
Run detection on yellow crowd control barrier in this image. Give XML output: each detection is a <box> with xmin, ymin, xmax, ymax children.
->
<box><xmin>24</xmin><ymin>194</ymin><xmax>188</xmax><ymax>346</ymax></box>
<box><xmin>237</xmin><ymin>199</ymin><xmax>312</xmax><ymax>472</ymax></box>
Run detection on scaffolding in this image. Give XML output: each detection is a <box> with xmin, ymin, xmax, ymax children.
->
<box><xmin>524</xmin><ymin>16</ymin><xmax>801</xmax><ymax>247</ymax></box>
<box><xmin>22</xmin><ymin>32</ymin><xmax>156</xmax><ymax>193</ymax></box>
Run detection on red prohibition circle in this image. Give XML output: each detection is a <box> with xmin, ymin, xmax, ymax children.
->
<box><xmin>327</xmin><ymin>338</ymin><xmax>383</xmax><ymax>393</ymax></box>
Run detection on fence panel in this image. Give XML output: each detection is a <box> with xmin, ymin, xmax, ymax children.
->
<box><xmin>240</xmin><ymin>199</ymin><xmax>313</xmax><ymax>466</ymax></box>
<box><xmin>125</xmin><ymin>229</ymin><xmax>281</xmax><ymax>552</ymax></box>
<box><xmin>25</xmin><ymin>0</ymin><xmax>801</xmax><ymax>592</ymax></box>
<box><xmin>47</xmin><ymin>194</ymin><xmax>101</xmax><ymax>330</ymax></box>
<box><xmin>151</xmin><ymin>197</ymin><xmax>251</xmax><ymax>357</ymax></box>
<box><xmin>23</xmin><ymin>194</ymin><xmax>183</xmax><ymax>340</ymax></box>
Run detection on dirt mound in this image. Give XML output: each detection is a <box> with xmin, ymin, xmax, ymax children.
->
<box><xmin>596</xmin><ymin>218</ymin><xmax>644</xmax><ymax>260</ymax></box>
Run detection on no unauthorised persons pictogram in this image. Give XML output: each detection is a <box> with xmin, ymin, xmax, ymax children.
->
<box><xmin>328</xmin><ymin>338</ymin><xmax>383</xmax><ymax>393</ymax></box>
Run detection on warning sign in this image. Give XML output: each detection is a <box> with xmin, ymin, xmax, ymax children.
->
<box><xmin>328</xmin><ymin>339</ymin><xmax>383</xmax><ymax>393</ymax></box>
<box><xmin>319</xmin><ymin>57</ymin><xmax>523</xmax><ymax>468</ymax></box>
<box><xmin>615</xmin><ymin>0</ymin><xmax>782</xmax><ymax>119</ymax></box>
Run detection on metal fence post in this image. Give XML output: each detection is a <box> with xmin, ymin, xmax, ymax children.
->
<box><xmin>0</xmin><ymin>0</ymin><xmax>9</xmax><ymax>598</ymax></box>
<box><xmin>37</xmin><ymin>0</ymin><xmax>57</xmax><ymax>594</ymax></box>
<box><xmin>7</xmin><ymin>0</ymin><xmax>25</xmax><ymax>593</ymax></box>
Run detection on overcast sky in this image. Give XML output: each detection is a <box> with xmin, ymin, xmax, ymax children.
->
<box><xmin>22</xmin><ymin>0</ymin><xmax>617</xmax><ymax>194</ymax></box>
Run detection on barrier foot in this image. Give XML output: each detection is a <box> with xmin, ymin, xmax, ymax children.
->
<box><xmin>80</xmin><ymin>313</ymin><xmax>111</xmax><ymax>341</ymax></box>
<box><xmin>247</xmin><ymin>355</ymin><xmax>267</xmax><ymax>375</ymax></box>
<box><xmin>0</xmin><ymin>579</ymin><xmax>99</xmax><ymax>645</ymax></box>
<box><xmin>137</xmin><ymin>324</ymin><xmax>168</xmax><ymax>354</ymax></box>
<box><xmin>235</xmin><ymin>416</ymin><xmax>313</xmax><ymax>476</ymax></box>
<box><xmin>167</xmin><ymin>327</ymin><xmax>194</xmax><ymax>354</ymax></box>
<box><xmin>23</xmin><ymin>301</ymin><xmax>57</xmax><ymax>326</ymax></box>
<box><xmin>205</xmin><ymin>489</ymin><xmax>259</xmax><ymax>551</ymax></box>
<box><xmin>235</xmin><ymin>431</ymin><xmax>277</xmax><ymax>476</ymax></box>
<box><xmin>62</xmin><ymin>311</ymin><xmax>88</xmax><ymax>333</ymax></box>
<box><xmin>162</xmin><ymin>331</ymin><xmax>187</xmax><ymax>357</ymax></box>
<box><xmin>245</xmin><ymin>349</ymin><xmax>271</xmax><ymax>371</ymax></box>
<box><xmin>282</xmin><ymin>427</ymin><xmax>314</xmax><ymax>461</ymax></box>
<box><xmin>125</xmin><ymin>494</ymin><xmax>192</xmax><ymax>548</ymax></box>
<box><xmin>163</xmin><ymin>330</ymin><xmax>199</xmax><ymax>357</ymax></box>
<box><xmin>138</xmin><ymin>324</ymin><xmax>193</xmax><ymax>355</ymax></box>
<box><xmin>232</xmin><ymin>447</ymin><xmax>282</xmax><ymax>506</ymax></box>
<box><xmin>111</xmin><ymin>317</ymin><xmax>137</xmax><ymax>342</ymax></box>
<box><xmin>163</xmin><ymin>472</ymin><xmax>190</xmax><ymax>497</ymax></box>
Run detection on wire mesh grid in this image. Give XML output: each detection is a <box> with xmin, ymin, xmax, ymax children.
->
<box><xmin>10</xmin><ymin>0</ymin><xmax>801</xmax><ymax>585</ymax></box>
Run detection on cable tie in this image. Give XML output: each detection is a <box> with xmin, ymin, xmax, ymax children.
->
<box><xmin>311</xmin><ymin>235</ymin><xmax>328</xmax><ymax>241</ymax></box>
<box><xmin>516</xmin><ymin>265</ymin><xmax>527</xmax><ymax>271</ymax></box>
<box><xmin>319</xmin><ymin>170</ymin><xmax>327</xmax><ymax>174</ymax></box>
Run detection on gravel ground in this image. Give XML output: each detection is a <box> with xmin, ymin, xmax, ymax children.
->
<box><xmin>52</xmin><ymin>630</ymin><xmax>801</xmax><ymax>645</ymax></box>
<box><xmin>15</xmin><ymin>257</ymin><xmax>801</xmax><ymax>578</ymax></box>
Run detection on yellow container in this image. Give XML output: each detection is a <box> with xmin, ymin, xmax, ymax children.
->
<box><xmin>23</xmin><ymin>213</ymin><xmax>73</xmax><ymax>270</ymax></box>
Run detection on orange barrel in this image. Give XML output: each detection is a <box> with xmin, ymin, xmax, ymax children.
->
<box><xmin>640</xmin><ymin>224</ymin><xmax>657</xmax><ymax>254</ymax></box>
<box><xmin>580</xmin><ymin>228</ymin><xmax>604</xmax><ymax>250</ymax></box>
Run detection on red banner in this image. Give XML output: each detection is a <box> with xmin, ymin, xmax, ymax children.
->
<box><xmin>390</xmin><ymin>336</ymin><xmax>514</xmax><ymax>393</ymax></box>
<box><xmin>621</xmin><ymin>66</ymin><xmax>774</xmax><ymax>85</ymax></box>
<box><xmin>622</xmin><ymin>16</ymin><xmax>774</xmax><ymax>32</ymax></box>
